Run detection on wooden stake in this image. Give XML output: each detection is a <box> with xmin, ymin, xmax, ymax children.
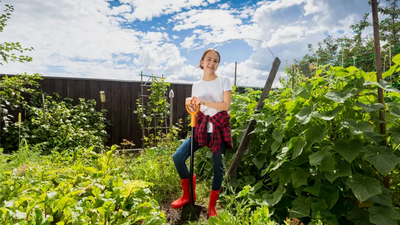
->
<box><xmin>372</xmin><ymin>0</ymin><xmax>389</xmax><ymax>188</ymax></box>
<box><xmin>225</xmin><ymin>57</ymin><xmax>281</xmax><ymax>183</ymax></box>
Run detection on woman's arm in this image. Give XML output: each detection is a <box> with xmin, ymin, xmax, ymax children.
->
<box><xmin>193</xmin><ymin>91</ymin><xmax>232</xmax><ymax>111</ymax></box>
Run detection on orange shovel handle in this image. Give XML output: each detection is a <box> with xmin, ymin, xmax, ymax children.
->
<box><xmin>185</xmin><ymin>99</ymin><xmax>200</xmax><ymax>127</ymax></box>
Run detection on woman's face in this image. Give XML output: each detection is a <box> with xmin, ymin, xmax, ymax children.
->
<box><xmin>201</xmin><ymin>51</ymin><xmax>220</xmax><ymax>73</ymax></box>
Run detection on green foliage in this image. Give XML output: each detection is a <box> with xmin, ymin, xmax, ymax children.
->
<box><xmin>205</xmin><ymin>205</ymin><xmax>279</xmax><ymax>225</ymax></box>
<box><xmin>134</xmin><ymin>77</ymin><xmax>170</xmax><ymax>147</ymax></box>
<box><xmin>126</xmin><ymin>124</ymin><xmax>184</xmax><ymax>203</ymax></box>
<box><xmin>225</xmin><ymin>58</ymin><xmax>400</xmax><ymax>224</ymax></box>
<box><xmin>0</xmin><ymin>146</ymin><xmax>165</xmax><ymax>224</ymax></box>
<box><xmin>3</xmin><ymin>93</ymin><xmax>107</xmax><ymax>153</ymax></box>
<box><xmin>0</xmin><ymin>73</ymin><xmax>42</xmax><ymax>127</ymax></box>
<box><xmin>0</xmin><ymin>4</ymin><xmax>34</xmax><ymax>65</ymax></box>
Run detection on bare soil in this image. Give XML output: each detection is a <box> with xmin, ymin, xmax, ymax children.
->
<box><xmin>160</xmin><ymin>199</ymin><xmax>209</xmax><ymax>225</ymax></box>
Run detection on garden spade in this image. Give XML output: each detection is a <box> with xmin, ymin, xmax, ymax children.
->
<box><xmin>180</xmin><ymin>100</ymin><xmax>202</xmax><ymax>223</ymax></box>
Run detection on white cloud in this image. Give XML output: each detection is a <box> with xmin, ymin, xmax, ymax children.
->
<box><xmin>219</xmin><ymin>3</ymin><xmax>230</xmax><ymax>10</ymax></box>
<box><xmin>267</xmin><ymin>25</ymin><xmax>307</xmax><ymax>47</ymax></box>
<box><xmin>303</xmin><ymin>0</ymin><xmax>326</xmax><ymax>16</ymax></box>
<box><xmin>108</xmin><ymin>4</ymin><xmax>132</xmax><ymax>15</ymax></box>
<box><xmin>171</xmin><ymin>9</ymin><xmax>242</xmax><ymax>31</ymax></box>
<box><xmin>181</xmin><ymin>34</ymin><xmax>197</xmax><ymax>49</ymax></box>
<box><xmin>119</xmin><ymin>0</ymin><xmax>209</xmax><ymax>21</ymax></box>
<box><xmin>172</xmin><ymin>35</ymin><xmax>180</xmax><ymax>39</ymax></box>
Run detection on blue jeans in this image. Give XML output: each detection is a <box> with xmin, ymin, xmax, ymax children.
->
<box><xmin>172</xmin><ymin>133</ymin><xmax>227</xmax><ymax>191</ymax></box>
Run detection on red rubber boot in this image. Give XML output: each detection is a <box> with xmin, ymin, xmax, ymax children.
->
<box><xmin>208</xmin><ymin>189</ymin><xmax>220</xmax><ymax>218</ymax></box>
<box><xmin>171</xmin><ymin>175</ymin><xmax>196</xmax><ymax>209</ymax></box>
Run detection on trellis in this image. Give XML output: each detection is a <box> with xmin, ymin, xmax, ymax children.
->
<box><xmin>139</xmin><ymin>72</ymin><xmax>170</xmax><ymax>147</ymax></box>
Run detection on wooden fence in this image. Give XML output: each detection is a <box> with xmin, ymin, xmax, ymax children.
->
<box><xmin>1</xmin><ymin>75</ymin><xmax>261</xmax><ymax>148</ymax></box>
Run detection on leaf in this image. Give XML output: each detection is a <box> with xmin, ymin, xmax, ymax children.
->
<box><xmin>291</xmin><ymin>168</ymin><xmax>308</xmax><ymax>188</ymax></box>
<box><xmin>304</xmin><ymin>182</ymin><xmax>322</xmax><ymax>196</ymax></box>
<box><xmin>364</xmin><ymin>146</ymin><xmax>399</xmax><ymax>175</ymax></box>
<box><xmin>264</xmin><ymin>185</ymin><xmax>284</xmax><ymax>207</ymax></box>
<box><xmin>309</xmin><ymin>146</ymin><xmax>331</xmax><ymax>166</ymax></box>
<box><xmin>364</xmin><ymin>132</ymin><xmax>385</xmax><ymax>145</ymax></box>
<box><xmin>387</xmin><ymin>102</ymin><xmax>400</xmax><ymax>117</ymax></box>
<box><xmin>341</xmin><ymin>119</ymin><xmax>374</xmax><ymax>135</ymax></box>
<box><xmin>252</xmin><ymin>154</ymin><xmax>266</xmax><ymax>170</ymax></box>
<box><xmin>325</xmin><ymin>171</ymin><xmax>338</xmax><ymax>183</ymax></box>
<box><xmin>296</xmin><ymin>106</ymin><xmax>313</xmax><ymax>124</ymax></box>
<box><xmin>382</xmin><ymin>64</ymin><xmax>398</xmax><ymax>79</ymax></box>
<box><xmin>319</xmin><ymin>186</ymin><xmax>339</xmax><ymax>210</ymax></box>
<box><xmin>313</xmin><ymin>106</ymin><xmax>343</xmax><ymax>121</ymax></box>
<box><xmin>336</xmin><ymin>162</ymin><xmax>352</xmax><ymax>177</ymax></box>
<box><xmin>392</xmin><ymin>54</ymin><xmax>400</xmax><ymax>65</ymax></box>
<box><xmin>368</xmin><ymin>186</ymin><xmax>392</xmax><ymax>206</ymax></box>
<box><xmin>389</xmin><ymin>126</ymin><xmax>400</xmax><ymax>144</ymax></box>
<box><xmin>311</xmin><ymin>199</ymin><xmax>328</xmax><ymax>217</ymax></box>
<box><xmin>346</xmin><ymin>174</ymin><xmax>382</xmax><ymax>202</ymax></box>
<box><xmin>320</xmin><ymin>156</ymin><xmax>335</xmax><ymax>174</ymax></box>
<box><xmin>15</xmin><ymin>210</ymin><xmax>26</xmax><ymax>220</ymax></box>
<box><xmin>123</xmin><ymin>180</ymin><xmax>150</xmax><ymax>198</ymax></box>
<box><xmin>368</xmin><ymin>206</ymin><xmax>400</xmax><ymax>225</ymax></box>
<box><xmin>278</xmin><ymin>165</ymin><xmax>292</xmax><ymax>185</ymax></box>
<box><xmin>236</xmin><ymin>185</ymin><xmax>250</xmax><ymax>198</ymax></box>
<box><xmin>350</xmin><ymin>208</ymin><xmax>374</xmax><ymax>225</ymax></box>
<box><xmin>325</xmin><ymin>90</ymin><xmax>354</xmax><ymax>103</ymax></box>
<box><xmin>289</xmin><ymin>137</ymin><xmax>305</xmax><ymax>159</ymax></box>
<box><xmin>272</xmin><ymin>130</ymin><xmax>283</xmax><ymax>142</ymax></box>
<box><xmin>355</xmin><ymin>102</ymin><xmax>384</xmax><ymax>112</ymax></box>
<box><xmin>333</xmin><ymin>138</ymin><xmax>362</xmax><ymax>162</ymax></box>
<box><xmin>271</xmin><ymin>140</ymin><xmax>281</xmax><ymax>155</ymax></box>
<box><xmin>305</xmin><ymin>126</ymin><xmax>326</xmax><ymax>145</ymax></box>
<box><xmin>364</xmin><ymin>80</ymin><xmax>400</xmax><ymax>93</ymax></box>
<box><xmin>265</xmin><ymin>116</ymin><xmax>277</xmax><ymax>127</ymax></box>
<box><xmin>290</xmin><ymin>196</ymin><xmax>311</xmax><ymax>218</ymax></box>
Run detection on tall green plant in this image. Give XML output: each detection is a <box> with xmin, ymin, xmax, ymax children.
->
<box><xmin>3</xmin><ymin>93</ymin><xmax>107</xmax><ymax>153</ymax></box>
<box><xmin>134</xmin><ymin>77</ymin><xmax>170</xmax><ymax>147</ymax></box>
<box><xmin>226</xmin><ymin>55</ymin><xmax>400</xmax><ymax>224</ymax></box>
<box><xmin>0</xmin><ymin>74</ymin><xmax>42</xmax><ymax>128</ymax></box>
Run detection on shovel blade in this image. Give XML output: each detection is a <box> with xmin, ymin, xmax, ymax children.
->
<box><xmin>180</xmin><ymin>203</ymin><xmax>202</xmax><ymax>223</ymax></box>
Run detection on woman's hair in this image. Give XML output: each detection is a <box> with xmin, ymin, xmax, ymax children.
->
<box><xmin>199</xmin><ymin>48</ymin><xmax>221</xmax><ymax>70</ymax></box>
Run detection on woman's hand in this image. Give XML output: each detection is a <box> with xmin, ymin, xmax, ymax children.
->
<box><xmin>191</xmin><ymin>96</ymin><xmax>205</xmax><ymax>106</ymax></box>
<box><xmin>186</xmin><ymin>97</ymin><xmax>198</xmax><ymax>112</ymax></box>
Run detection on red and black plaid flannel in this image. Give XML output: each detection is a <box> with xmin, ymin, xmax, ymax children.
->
<box><xmin>194</xmin><ymin>111</ymin><xmax>233</xmax><ymax>153</ymax></box>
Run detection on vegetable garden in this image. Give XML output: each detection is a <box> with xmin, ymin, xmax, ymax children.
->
<box><xmin>2</xmin><ymin>1</ymin><xmax>400</xmax><ymax>224</ymax></box>
<box><xmin>2</xmin><ymin>56</ymin><xmax>400</xmax><ymax>224</ymax></box>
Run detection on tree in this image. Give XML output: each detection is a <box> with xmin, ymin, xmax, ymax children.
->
<box><xmin>378</xmin><ymin>0</ymin><xmax>400</xmax><ymax>46</ymax></box>
<box><xmin>0</xmin><ymin>3</ymin><xmax>33</xmax><ymax>65</ymax></box>
<box><xmin>0</xmin><ymin>3</ymin><xmax>41</xmax><ymax>148</ymax></box>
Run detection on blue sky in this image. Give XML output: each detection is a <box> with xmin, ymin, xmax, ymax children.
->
<box><xmin>1</xmin><ymin>0</ymin><xmax>372</xmax><ymax>87</ymax></box>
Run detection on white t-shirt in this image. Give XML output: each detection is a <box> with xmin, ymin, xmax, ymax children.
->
<box><xmin>192</xmin><ymin>76</ymin><xmax>232</xmax><ymax>133</ymax></box>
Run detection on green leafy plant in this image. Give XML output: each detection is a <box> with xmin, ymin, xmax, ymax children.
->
<box><xmin>222</xmin><ymin>55</ymin><xmax>400</xmax><ymax>225</ymax></box>
<box><xmin>134</xmin><ymin>77</ymin><xmax>170</xmax><ymax>148</ymax></box>
<box><xmin>3</xmin><ymin>93</ymin><xmax>107</xmax><ymax>153</ymax></box>
<box><xmin>0</xmin><ymin>73</ymin><xmax>42</xmax><ymax>128</ymax></box>
<box><xmin>0</xmin><ymin>146</ymin><xmax>166</xmax><ymax>224</ymax></box>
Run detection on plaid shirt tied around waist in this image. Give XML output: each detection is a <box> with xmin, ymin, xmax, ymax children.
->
<box><xmin>194</xmin><ymin>111</ymin><xmax>233</xmax><ymax>153</ymax></box>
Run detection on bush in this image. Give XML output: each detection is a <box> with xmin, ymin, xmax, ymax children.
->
<box><xmin>3</xmin><ymin>93</ymin><xmax>108</xmax><ymax>153</ymax></box>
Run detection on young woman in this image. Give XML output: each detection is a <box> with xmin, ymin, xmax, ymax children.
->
<box><xmin>171</xmin><ymin>48</ymin><xmax>233</xmax><ymax>218</ymax></box>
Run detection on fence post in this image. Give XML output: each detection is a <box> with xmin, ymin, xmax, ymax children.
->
<box><xmin>169</xmin><ymin>89</ymin><xmax>174</xmax><ymax>131</ymax></box>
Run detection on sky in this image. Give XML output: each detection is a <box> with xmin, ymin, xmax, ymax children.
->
<box><xmin>1</xmin><ymin>0</ymin><xmax>372</xmax><ymax>88</ymax></box>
